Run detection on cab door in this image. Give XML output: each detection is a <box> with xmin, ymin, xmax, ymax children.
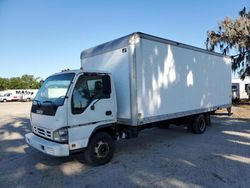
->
<box><xmin>67</xmin><ymin>73</ymin><xmax>116</xmax><ymax>127</ymax></box>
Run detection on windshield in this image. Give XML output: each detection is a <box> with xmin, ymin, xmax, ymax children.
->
<box><xmin>34</xmin><ymin>73</ymin><xmax>75</xmax><ymax>106</ymax></box>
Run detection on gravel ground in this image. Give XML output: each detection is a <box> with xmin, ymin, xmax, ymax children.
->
<box><xmin>0</xmin><ymin>102</ymin><xmax>250</xmax><ymax>188</ymax></box>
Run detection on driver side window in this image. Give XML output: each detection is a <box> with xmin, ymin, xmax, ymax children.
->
<box><xmin>71</xmin><ymin>75</ymin><xmax>109</xmax><ymax>114</ymax></box>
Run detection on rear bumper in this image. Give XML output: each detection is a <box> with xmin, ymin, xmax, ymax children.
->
<box><xmin>25</xmin><ymin>133</ymin><xmax>69</xmax><ymax>157</ymax></box>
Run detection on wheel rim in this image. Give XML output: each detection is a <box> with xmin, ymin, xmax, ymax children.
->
<box><xmin>199</xmin><ymin>119</ymin><xmax>206</xmax><ymax>131</ymax></box>
<box><xmin>94</xmin><ymin>141</ymin><xmax>109</xmax><ymax>159</ymax></box>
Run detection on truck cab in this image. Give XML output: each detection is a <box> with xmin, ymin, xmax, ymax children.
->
<box><xmin>25</xmin><ymin>69</ymin><xmax>117</xmax><ymax>165</ymax></box>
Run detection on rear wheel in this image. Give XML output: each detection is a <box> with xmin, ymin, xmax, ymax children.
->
<box><xmin>192</xmin><ymin>115</ymin><xmax>206</xmax><ymax>134</ymax></box>
<box><xmin>3</xmin><ymin>99</ymin><xmax>7</xmax><ymax>102</ymax></box>
<box><xmin>205</xmin><ymin>114</ymin><xmax>211</xmax><ymax>126</ymax></box>
<box><xmin>84</xmin><ymin>132</ymin><xmax>114</xmax><ymax>166</ymax></box>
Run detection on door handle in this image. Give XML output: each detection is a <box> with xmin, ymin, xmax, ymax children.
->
<box><xmin>105</xmin><ymin>111</ymin><xmax>112</xmax><ymax>116</ymax></box>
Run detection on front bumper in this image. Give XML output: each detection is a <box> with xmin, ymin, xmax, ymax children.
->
<box><xmin>25</xmin><ymin>133</ymin><xmax>69</xmax><ymax>156</ymax></box>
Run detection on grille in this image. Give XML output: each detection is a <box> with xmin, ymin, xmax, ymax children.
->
<box><xmin>33</xmin><ymin>126</ymin><xmax>52</xmax><ymax>139</ymax></box>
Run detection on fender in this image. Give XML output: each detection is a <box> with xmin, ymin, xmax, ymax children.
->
<box><xmin>68</xmin><ymin>122</ymin><xmax>116</xmax><ymax>151</ymax></box>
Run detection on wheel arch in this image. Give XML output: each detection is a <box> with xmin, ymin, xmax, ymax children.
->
<box><xmin>88</xmin><ymin>123</ymin><xmax>116</xmax><ymax>146</ymax></box>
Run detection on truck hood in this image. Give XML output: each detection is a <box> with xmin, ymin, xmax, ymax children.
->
<box><xmin>31</xmin><ymin>105</ymin><xmax>67</xmax><ymax>131</ymax></box>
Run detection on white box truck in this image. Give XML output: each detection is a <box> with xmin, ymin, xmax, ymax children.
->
<box><xmin>0</xmin><ymin>89</ymin><xmax>38</xmax><ymax>102</ymax></box>
<box><xmin>19</xmin><ymin>89</ymin><xmax>38</xmax><ymax>102</ymax></box>
<box><xmin>0</xmin><ymin>90</ymin><xmax>20</xmax><ymax>102</ymax></box>
<box><xmin>25</xmin><ymin>32</ymin><xmax>232</xmax><ymax>165</ymax></box>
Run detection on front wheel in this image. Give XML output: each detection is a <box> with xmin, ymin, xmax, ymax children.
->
<box><xmin>84</xmin><ymin>132</ymin><xmax>114</xmax><ymax>166</ymax></box>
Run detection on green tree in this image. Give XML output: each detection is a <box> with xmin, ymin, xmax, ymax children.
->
<box><xmin>0</xmin><ymin>75</ymin><xmax>41</xmax><ymax>90</ymax></box>
<box><xmin>20</xmin><ymin>74</ymin><xmax>41</xmax><ymax>89</ymax></box>
<box><xmin>0</xmin><ymin>78</ymin><xmax>9</xmax><ymax>91</ymax></box>
<box><xmin>206</xmin><ymin>7</ymin><xmax>250</xmax><ymax>79</ymax></box>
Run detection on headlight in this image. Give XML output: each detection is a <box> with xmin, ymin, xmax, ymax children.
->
<box><xmin>53</xmin><ymin>127</ymin><xmax>68</xmax><ymax>143</ymax></box>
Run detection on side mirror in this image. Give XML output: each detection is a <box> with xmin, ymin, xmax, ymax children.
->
<box><xmin>103</xmin><ymin>75</ymin><xmax>111</xmax><ymax>95</ymax></box>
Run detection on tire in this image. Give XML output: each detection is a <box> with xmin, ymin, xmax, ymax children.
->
<box><xmin>26</xmin><ymin>98</ymin><xmax>31</xmax><ymax>102</ymax></box>
<box><xmin>205</xmin><ymin>114</ymin><xmax>211</xmax><ymax>126</ymax></box>
<box><xmin>192</xmin><ymin>115</ymin><xmax>206</xmax><ymax>134</ymax></box>
<box><xmin>3</xmin><ymin>99</ymin><xmax>7</xmax><ymax>103</ymax></box>
<box><xmin>84</xmin><ymin>132</ymin><xmax>114</xmax><ymax>166</ymax></box>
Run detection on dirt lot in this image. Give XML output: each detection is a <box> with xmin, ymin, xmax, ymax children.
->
<box><xmin>0</xmin><ymin>102</ymin><xmax>250</xmax><ymax>188</ymax></box>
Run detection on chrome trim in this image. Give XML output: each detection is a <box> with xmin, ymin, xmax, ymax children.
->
<box><xmin>32</xmin><ymin>125</ymin><xmax>52</xmax><ymax>140</ymax></box>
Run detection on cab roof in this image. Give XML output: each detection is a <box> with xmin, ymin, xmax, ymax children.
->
<box><xmin>52</xmin><ymin>69</ymin><xmax>111</xmax><ymax>76</ymax></box>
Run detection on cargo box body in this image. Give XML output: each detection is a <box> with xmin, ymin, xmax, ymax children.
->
<box><xmin>81</xmin><ymin>32</ymin><xmax>231</xmax><ymax>126</ymax></box>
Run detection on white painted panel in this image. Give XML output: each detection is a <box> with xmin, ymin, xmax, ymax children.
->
<box><xmin>31</xmin><ymin>105</ymin><xmax>68</xmax><ymax>130</ymax></box>
<box><xmin>67</xmin><ymin>97</ymin><xmax>116</xmax><ymax>126</ymax></box>
<box><xmin>81</xmin><ymin>47</ymin><xmax>131</xmax><ymax>119</ymax></box>
<box><xmin>136</xmin><ymin>39</ymin><xmax>231</xmax><ymax>119</ymax></box>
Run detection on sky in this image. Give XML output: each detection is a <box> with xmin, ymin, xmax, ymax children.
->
<box><xmin>0</xmin><ymin>0</ymin><xmax>249</xmax><ymax>79</ymax></box>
